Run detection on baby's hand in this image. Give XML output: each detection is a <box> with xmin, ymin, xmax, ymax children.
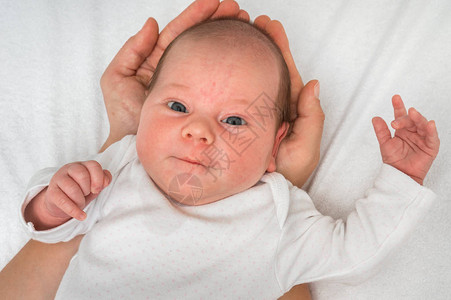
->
<box><xmin>24</xmin><ymin>161</ymin><xmax>112</xmax><ymax>230</ymax></box>
<box><xmin>372</xmin><ymin>95</ymin><xmax>440</xmax><ymax>185</ymax></box>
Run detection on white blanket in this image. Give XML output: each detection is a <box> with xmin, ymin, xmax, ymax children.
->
<box><xmin>1</xmin><ymin>0</ymin><xmax>450</xmax><ymax>299</ymax></box>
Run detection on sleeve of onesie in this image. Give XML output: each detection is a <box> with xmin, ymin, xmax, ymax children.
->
<box><xmin>19</xmin><ymin>135</ymin><xmax>137</xmax><ymax>243</ymax></box>
<box><xmin>272</xmin><ymin>164</ymin><xmax>436</xmax><ymax>291</ymax></box>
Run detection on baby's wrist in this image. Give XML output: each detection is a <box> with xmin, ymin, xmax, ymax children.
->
<box><xmin>24</xmin><ymin>188</ymin><xmax>69</xmax><ymax>231</ymax></box>
<box><xmin>385</xmin><ymin>163</ymin><xmax>425</xmax><ymax>186</ymax></box>
<box><xmin>410</xmin><ymin>176</ymin><xmax>424</xmax><ymax>186</ymax></box>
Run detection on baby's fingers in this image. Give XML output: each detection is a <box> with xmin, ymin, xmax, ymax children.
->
<box><xmin>372</xmin><ymin>117</ymin><xmax>392</xmax><ymax>146</ymax></box>
<box><xmin>425</xmin><ymin>120</ymin><xmax>440</xmax><ymax>156</ymax></box>
<box><xmin>391</xmin><ymin>115</ymin><xmax>415</xmax><ymax>131</ymax></box>
<box><xmin>408</xmin><ymin>107</ymin><xmax>429</xmax><ymax>136</ymax></box>
<box><xmin>47</xmin><ymin>182</ymin><xmax>86</xmax><ymax>221</ymax></box>
<box><xmin>392</xmin><ymin>95</ymin><xmax>407</xmax><ymax>119</ymax></box>
<box><xmin>80</xmin><ymin>161</ymin><xmax>110</xmax><ymax>194</ymax></box>
<box><xmin>66</xmin><ymin>163</ymin><xmax>93</xmax><ymax>196</ymax></box>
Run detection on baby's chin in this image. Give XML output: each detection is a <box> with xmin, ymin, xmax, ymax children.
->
<box><xmin>147</xmin><ymin>165</ymin><xmax>263</xmax><ymax>206</ymax></box>
<box><xmin>152</xmin><ymin>172</ymin><xmax>216</xmax><ymax>206</ymax></box>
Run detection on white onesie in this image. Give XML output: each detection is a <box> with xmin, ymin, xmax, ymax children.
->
<box><xmin>20</xmin><ymin>135</ymin><xmax>435</xmax><ymax>299</ymax></box>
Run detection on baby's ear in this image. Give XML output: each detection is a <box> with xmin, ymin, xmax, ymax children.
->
<box><xmin>266</xmin><ymin>122</ymin><xmax>289</xmax><ymax>172</ymax></box>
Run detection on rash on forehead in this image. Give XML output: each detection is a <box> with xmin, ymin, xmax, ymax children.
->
<box><xmin>200</xmin><ymin>81</ymin><xmax>221</xmax><ymax>100</ymax></box>
<box><xmin>194</xmin><ymin>56</ymin><xmax>243</xmax><ymax>102</ymax></box>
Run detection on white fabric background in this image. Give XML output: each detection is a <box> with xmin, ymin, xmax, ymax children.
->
<box><xmin>1</xmin><ymin>0</ymin><xmax>450</xmax><ymax>299</ymax></box>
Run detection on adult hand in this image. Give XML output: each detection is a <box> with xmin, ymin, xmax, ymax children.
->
<box><xmin>254</xmin><ymin>16</ymin><xmax>325</xmax><ymax>188</ymax></box>
<box><xmin>0</xmin><ymin>236</ymin><xmax>83</xmax><ymax>299</ymax></box>
<box><xmin>100</xmin><ymin>0</ymin><xmax>249</xmax><ymax>152</ymax></box>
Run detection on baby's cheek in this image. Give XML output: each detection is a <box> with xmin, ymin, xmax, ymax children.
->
<box><xmin>136</xmin><ymin>131</ymin><xmax>149</xmax><ymax>154</ymax></box>
<box><xmin>136</xmin><ymin>132</ymin><xmax>156</xmax><ymax>171</ymax></box>
<box><xmin>231</xmin><ymin>153</ymin><xmax>266</xmax><ymax>183</ymax></box>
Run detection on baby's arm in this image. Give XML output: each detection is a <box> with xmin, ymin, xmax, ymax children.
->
<box><xmin>24</xmin><ymin>161</ymin><xmax>112</xmax><ymax>230</ymax></box>
<box><xmin>276</xmin><ymin>163</ymin><xmax>436</xmax><ymax>287</ymax></box>
<box><xmin>372</xmin><ymin>95</ymin><xmax>440</xmax><ymax>185</ymax></box>
<box><xmin>276</xmin><ymin>97</ymin><xmax>439</xmax><ymax>287</ymax></box>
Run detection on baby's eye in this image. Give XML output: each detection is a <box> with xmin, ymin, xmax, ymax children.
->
<box><xmin>168</xmin><ymin>101</ymin><xmax>188</xmax><ymax>113</ymax></box>
<box><xmin>221</xmin><ymin>116</ymin><xmax>247</xmax><ymax>126</ymax></box>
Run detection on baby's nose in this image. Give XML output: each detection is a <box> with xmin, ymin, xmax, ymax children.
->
<box><xmin>181</xmin><ymin>118</ymin><xmax>215</xmax><ymax>145</ymax></box>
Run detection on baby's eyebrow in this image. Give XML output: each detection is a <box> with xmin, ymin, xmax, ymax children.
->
<box><xmin>165</xmin><ymin>82</ymin><xmax>190</xmax><ymax>90</ymax></box>
<box><xmin>164</xmin><ymin>82</ymin><xmax>251</xmax><ymax>105</ymax></box>
<box><xmin>228</xmin><ymin>98</ymin><xmax>251</xmax><ymax>106</ymax></box>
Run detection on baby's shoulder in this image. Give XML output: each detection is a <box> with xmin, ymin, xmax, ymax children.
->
<box><xmin>260</xmin><ymin>172</ymin><xmax>312</xmax><ymax>228</ymax></box>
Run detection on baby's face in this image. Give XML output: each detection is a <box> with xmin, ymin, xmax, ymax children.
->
<box><xmin>136</xmin><ymin>38</ymin><xmax>287</xmax><ymax>205</ymax></box>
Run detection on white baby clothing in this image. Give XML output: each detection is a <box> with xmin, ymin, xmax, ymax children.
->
<box><xmin>20</xmin><ymin>135</ymin><xmax>435</xmax><ymax>299</ymax></box>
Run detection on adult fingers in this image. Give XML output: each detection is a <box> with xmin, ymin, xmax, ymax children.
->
<box><xmin>372</xmin><ymin>117</ymin><xmax>392</xmax><ymax>146</ymax></box>
<box><xmin>101</xmin><ymin>18</ymin><xmax>159</xmax><ymax>89</ymax></box>
<box><xmin>295</xmin><ymin>80</ymin><xmax>322</xmax><ymax>119</ymax></box>
<box><xmin>254</xmin><ymin>15</ymin><xmax>271</xmax><ymax>28</ymax></box>
<box><xmin>237</xmin><ymin>9</ymin><xmax>250</xmax><ymax>21</ymax></box>
<box><xmin>147</xmin><ymin>0</ymin><xmax>224</xmax><ymax>69</ymax></box>
<box><xmin>211</xmin><ymin>0</ymin><xmax>240</xmax><ymax>18</ymax></box>
<box><xmin>289</xmin><ymin>80</ymin><xmax>324</xmax><ymax>151</ymax></box>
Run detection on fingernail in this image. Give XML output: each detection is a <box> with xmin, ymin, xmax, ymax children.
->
<box><xmin>78</xmin><ymin>212</ymin><xmax>86</xmax><ymax>221</ymax></box>
<box><xmin>391</xmin><ymin>121</ymin><xmax>398</xmax><ymax>128</ymax></box>
<box><xmin>103</xmin><ymin>176</ymin><xmax>110</xmax><ymax>188</ymax></box>
<box><xmin>103</xmin><ymin>170</ymin><xmax>111</xmax><ymax>187</ymax></box>
<box><xmin>314</xmin><ymin>81</ymin><xmax>320</xmax><ymax>98</ymax></box>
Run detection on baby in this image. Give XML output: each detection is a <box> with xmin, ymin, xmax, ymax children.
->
<box><xmin>21</xmin><ymin>18</ymin><xmax>439</xmax><ymax>298</ymax></box>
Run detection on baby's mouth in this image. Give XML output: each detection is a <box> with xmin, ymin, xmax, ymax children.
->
<box><xmin>175</xmin><ymin>156</ymin><xmax>224</xmax><ymax>172</ymax></box>
<box><xmin>178</xmin><ymin>157</ymin><xmax>206</xmax><ymax>167</ymax></box>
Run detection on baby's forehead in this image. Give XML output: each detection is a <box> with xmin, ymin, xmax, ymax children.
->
<box><xmin>168</xmin><ymin>19</ymin><xmax>281</xmax><ymax>66</ymax></box>
<box><xmin>160</xmin><ymin>39</ymin><xmax>280</xmax><ymax>95</ymax></box>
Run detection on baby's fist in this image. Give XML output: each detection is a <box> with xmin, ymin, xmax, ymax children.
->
<box><xmin>25</xmin><ymin>161</ymin><xmax>112</xmax><ymax>230</ymax></box>
<box><xmin>46</xmin><ymin>161</ymin><xmax>111</xmax><ymax>220</ymax></box>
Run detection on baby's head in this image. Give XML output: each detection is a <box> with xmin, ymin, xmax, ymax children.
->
<box><xmin>149</xmin><ymin>18</ymin><xmax>291</xmax><ymax>126</ymax></box>
<box><xmin>137</xmin><ymin>18</ymin><xmax>291</xmax><ymax>205</ymax></box>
